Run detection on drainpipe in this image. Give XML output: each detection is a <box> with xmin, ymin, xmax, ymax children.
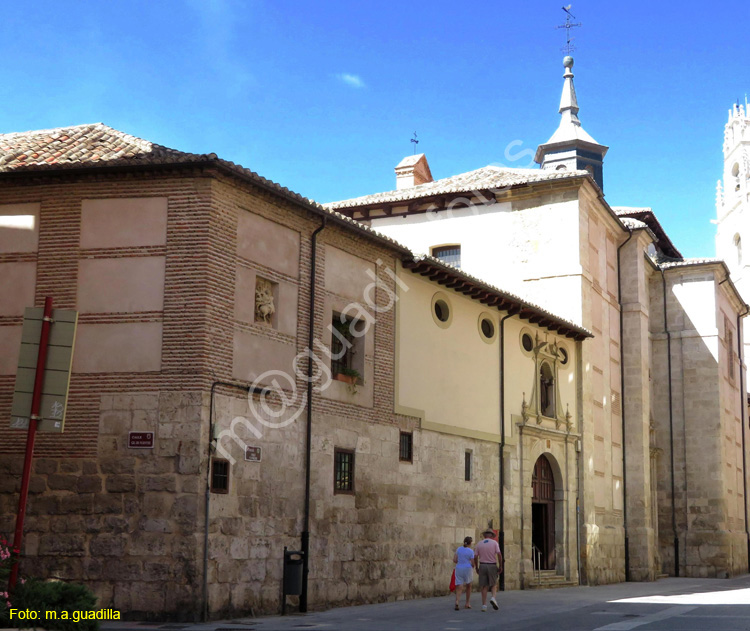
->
<box><xmin>616</xmin><ymin>229</ymin><xmax>633</xmax><ymax>582</ymax></box>
<box><xmin>660</xmin><ymin>268</ymin><xmax>679</xmax><ymax>577</ymax></box>
<box><xmin>736</xmin><ymin>305</ymin><xmax>750</xmax><ymax>572</ymax></box>
<box><xmin>498</xmin><ymin>312</ymin><xmax>514</xmax><ymax>591</ymax></box>
<box><xmin>203</xmin><ymin>380</ymin><xmax>254</xmax><ymax>622</ymax></box>
<box><xmin>575</xmin><ymin>338</ymin><xmax>582</xmax><ymax>584</ymax></box>
<box><xmin>300</xmin><ymin>217</ymin><xmax>326</xmax><ymax>613</ymax></box>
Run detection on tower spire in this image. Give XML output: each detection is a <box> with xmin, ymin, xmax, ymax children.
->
<box><xmin>535</xmin><ymin>56</ymin><xmax>609</xmax><ymax>191</ymax></box>
<box><xmin>559</xmin><ymin>56</ymin><xmax>580</xmax><ymax>124</ymax></box>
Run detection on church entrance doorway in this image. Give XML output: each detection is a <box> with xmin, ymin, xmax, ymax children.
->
<box><xmin>532</xmin><ymin>454</ymin><xmax>556</xmax><ymax>570</ymax></box>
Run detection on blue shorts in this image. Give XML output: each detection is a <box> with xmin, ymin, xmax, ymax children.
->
<box><xmin>455</xmin><ymin>566</ymin><xmax>473</xmax><ymax>585</ymax></box>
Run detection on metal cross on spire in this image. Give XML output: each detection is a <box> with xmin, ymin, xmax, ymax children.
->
<box><xmin>411</xmin><ymin>131</ymin><xmax>419</xmax><ymax>155</ymax></box>
<box><xmin>556</xmin><ymin>5</ymin><xmax>581</xmax><ymax>54</ymax></box>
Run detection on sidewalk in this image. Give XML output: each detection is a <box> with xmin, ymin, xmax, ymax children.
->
<box><xmin>101</xmin><ymin>575</ymin><xmax>750</xmax><ymax>631</ymax></box>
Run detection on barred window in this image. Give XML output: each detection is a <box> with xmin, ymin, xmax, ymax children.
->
<box><xmin>334</xmin><ymin>449</ymin><xmax>355</xmax><ymax>494</ymax></box>
<box><xmin>399</xmin><ymin>432</ymin><xmax>413</xmax><ymax>462</ymax></box>
<box><xmin>210</xmin><ymin>458</ymin><xmax>230</xmax><ymax>494</ymax></box>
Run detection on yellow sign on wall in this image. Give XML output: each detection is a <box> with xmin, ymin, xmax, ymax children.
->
<box><xmin>10</xmin><ymin>307</ymin><xmax>78</xmax><ymax>433</ymax></box>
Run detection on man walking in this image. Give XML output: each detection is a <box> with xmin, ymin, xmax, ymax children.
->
<box><xmin>474</xmin><ymin>528</ymin><xmax>501</xmax><ymax>612</ymax></box>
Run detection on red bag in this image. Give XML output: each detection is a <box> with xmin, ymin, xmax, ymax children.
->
<box><xmin>449</xmin><ymin>568</ymin><xmax>456</xmax><ymax>592</ymax></box>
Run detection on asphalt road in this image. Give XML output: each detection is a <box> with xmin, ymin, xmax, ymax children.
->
<box><xmin>104</xmin><ymin>575</ymin><xmax>750</xmax><ymax>631</ymax></box>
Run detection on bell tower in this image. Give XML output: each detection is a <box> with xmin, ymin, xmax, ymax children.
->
<box><xmin>716</xmin><ymin>100</ymin><xmax>750</xmax><ymax>284</ymax></box>
<box><xmin>535</xmin><ymin>56</ymin><xmax>609</xmax><ymax>191</ymax></box>
<box><xmin>716</xmin><ymin>99</ymin><xmax>750</xmax><ymax>389</ymax></box>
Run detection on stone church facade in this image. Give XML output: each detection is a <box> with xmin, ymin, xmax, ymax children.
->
<box><xmin>0</xmin><ymin>59</ymin><xmax>748</xmax><ymax>620</ymax></box>
<box><xmin>330</xmin><ymin>57</ymin><xmax>750</xmax><ymax>584</ymax></box>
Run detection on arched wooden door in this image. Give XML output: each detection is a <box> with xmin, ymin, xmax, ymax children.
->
<box><xmin>532</xmin><ymin>455</ymin><xmax>556</xmax><ymax>570</ymax></box>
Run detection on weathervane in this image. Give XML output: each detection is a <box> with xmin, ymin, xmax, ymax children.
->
<box><xmin>556</xmin><ymin>5</ymin><xmax>581</xmax><ymax>54</ymax></box>
<box><xmin>411</xmin><ymin>131</ymin><xmax>419</xmax><ymax>155</ymax></box>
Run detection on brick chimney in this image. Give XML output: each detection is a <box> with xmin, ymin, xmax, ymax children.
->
<box><xmin>395</xmin><ymin>153</ymin><xmax>433</xmax><ymax>190</ymax></box>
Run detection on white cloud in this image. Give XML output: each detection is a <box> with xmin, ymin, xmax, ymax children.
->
<box><xmin>337</xmin><ymin>73</ymin><xmax>365</xmax><ymax>89</ymax></box>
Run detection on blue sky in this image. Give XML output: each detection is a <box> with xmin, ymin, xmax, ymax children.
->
<box><xmin>0</xmin><ymin>0</ymin><xmax>747</xmax><ymax>258</ymax></box>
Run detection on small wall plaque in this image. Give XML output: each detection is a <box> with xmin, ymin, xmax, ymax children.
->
<box><xmin>128</xmin><ymin>431</ymin><xmax>154</xmax><ymax>448</ymax></box>
<box><xmin>245</xmin><ymin>446</ymin><xmax>262</xmax><ymax>462</ymax></box>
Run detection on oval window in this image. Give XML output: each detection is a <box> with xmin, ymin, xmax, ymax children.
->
<box><xmin>434</xmin><ymin>300</ymin><xmax>450</xmax><ymax>323</ymax></box>
<box><xmin>560</xmin><ymin>347</ymin><xmax>569</xmax><ymax>365</ymax></box>
<box><xmin>480</xmin><ymin>318</ymin><xmax>495</xmax><ymax>339</ymax></box>
<box><xmin>522</xmin><ymin>333</ymin><xmax>534</xmax><ymax>352</ymax></box>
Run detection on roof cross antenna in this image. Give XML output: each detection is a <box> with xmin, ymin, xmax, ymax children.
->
<box><xmin>411</xmin><ymin>131</ymin><xmax>419</xmax><ymax>155</ymax></box>
<box><xmin>557</xmin><ymin>5</ymin><xmax>581</xmax><ymax>54</ymax></box>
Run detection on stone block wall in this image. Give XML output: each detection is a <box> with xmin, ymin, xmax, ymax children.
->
<box><xmin>0</xmin><ymin>391</ymin><xmax>206</xmax><ymax>620</ymax></box>
<box><xmin>207</xmin><ymin>393</ymin><xmax>502</xmax><ymax>615</ymax></box>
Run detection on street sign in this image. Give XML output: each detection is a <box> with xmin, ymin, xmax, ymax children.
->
<box><xmin>10</xmin><ymin>307</ymin><xmax>77</xmax><ymax>433</ymax></box>
<box><xmin>245</xmin><ymin>446</ymin><xmax>262</xmax><ymax>462</ymax></box>
<box><xmin>128</xmin><ymin>431</ymin><xmax>154</xmax><ymax>448</ymax></box>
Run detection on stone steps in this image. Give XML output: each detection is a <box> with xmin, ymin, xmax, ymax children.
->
<box><xmin>527</xmin><ymin>570</ymin><xmax>578</xmax><ymax>589</ymax></box>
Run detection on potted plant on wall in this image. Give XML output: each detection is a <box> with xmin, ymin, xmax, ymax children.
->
<box><xmin>336</xmin><ymin>366</ymin><xmax>361</xmax><ymax>386</ymax></box>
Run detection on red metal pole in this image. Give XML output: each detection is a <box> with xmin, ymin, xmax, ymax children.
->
<box><xmin>8</xmin><ymin>297</ymin><xmax>53</xmax><ymax>591</ymax></box>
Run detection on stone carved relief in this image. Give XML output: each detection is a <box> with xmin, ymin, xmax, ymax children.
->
<box><xmin>255</xmin><ymin>277</ymin><xmax>276</xmax><ymax>325</ymax></box>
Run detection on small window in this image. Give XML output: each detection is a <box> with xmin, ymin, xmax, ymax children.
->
<box><xmin>334</xmin><ymin>449</ymin><xmax>355</xmax><ymax>494</ymax></box>
<box><xmin>432</xmin><ymin>245</ymin><xmax>461</xmax><ymax>268</ymax></box>
<box><xmin>431</xmin><ymin>292</ymin><xmax>453</xmax><ymax>328</ymax></box>
<box><xmin>559</xmin><ymin>347</ymin><xmax>569</xmax><ymax>365</ymax></box>
<box><xmin>434</xmin><ymin>300</ymin><xmax>450</xmax><ymax>322</ymax></box>
<box><xmin>464</xmin><ymin>451</ymin><xmax>472</xmax><ymax>481</ymax></box>
<box><xmin>480</xmin><ymin>317</ymin><xmax>495</xmax><ymax>340</ymax></box>
<box><xmin>210</xmin><ymin>458</ymin><xmax>230</xmax><ymax>494</ymax></box>
<box><xmin>399</xmin><ymin>432</ymin><xmax>413</xmax><ymax>463</ymax></box>
<box><xmin>522</xmin><ymin>333</ymin><xmax>534</xmax><ymax>352</ymax></box>
<box><xmin>331</xmin><ymin>313</ymin><xmax>364</xmax><ymax>383</ymax></box>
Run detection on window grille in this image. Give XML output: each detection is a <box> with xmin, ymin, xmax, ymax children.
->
<box><xmin>334</xmin><ymin>449</ymin><xmax>355</xmax><ymax>493</ymax></box>
<box><xmin>399</xmin><ymin>432</ymin><xmax>413</xmax><ymax>462</ymax></box>
<box><xmin>210</xmin><ymin>458</ymin><xmax>230</xmax><ymax>494</ymax></box>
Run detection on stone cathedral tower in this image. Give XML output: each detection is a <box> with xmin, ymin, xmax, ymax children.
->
<box><xmin>716</xmin><ymin>99</ymin><xmax>750</xmax><ymax>382</ymax></box>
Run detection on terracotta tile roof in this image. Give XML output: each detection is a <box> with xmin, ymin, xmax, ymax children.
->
<box><xmin>0</xmin><ymin>122</ymin><xmax>415</xmax><ymax>255</ymax></box>
<box><xmin>0</xmin><ymin>123</ymin><xmax>603</xmax><ymax>333</ymax></box>
<box><xmin>612</xmin><ymin>206</ymin><xmax>682</xmax><ymax>260</ymax></box>
<box><xmin>326</xmin><ymin>165</ymin><xmax>589</xmax><ymax>210</ymax></box>
<box><xmin>0</xmin><ymin>123</ymin><xmax>207</xmax><ymax>171</ymax></box>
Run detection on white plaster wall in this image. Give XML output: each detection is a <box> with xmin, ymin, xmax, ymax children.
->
<box><xmin>396</xmin><ymin>267</ymin><xmax>500</xmax><ymax>438</ymax></box>
<box><xmin>372</xmin><ymin>197</ymin><xmax>582</xmax><ymax>324</ymax></box>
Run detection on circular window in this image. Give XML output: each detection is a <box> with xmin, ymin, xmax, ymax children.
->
<box><xmin>481</xmin><ymin>318</ymin><xmax>494</xmax><ymax>338</ymax></box>
<box><xmin>522</xmin><ymin>333</ymin><xmax>534</xmax><ymax>352</ymax></box>
<box><xmin>431</xmin><ymin>292</ymin><xmax>453</xmax><ymax>329</ymax></box>
<box><xmin>559</xmin><ymin>347</ymin><xmax>569</xmax><ymax>365</ymax></box>
<box><xmin>478</xmin><ymin>313</ymin><xmax>496</xmax><ymax>343</ymax></box>
<box><xmin>434</xmin><ymin>300</ymin><xmax>449</xmax><ymax>322</ymax></box>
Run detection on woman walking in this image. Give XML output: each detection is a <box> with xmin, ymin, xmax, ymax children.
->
<box><xmin>453</xmin><ymin>536</ymin><xmax>474</xmax><ymax>610</ymax></box>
